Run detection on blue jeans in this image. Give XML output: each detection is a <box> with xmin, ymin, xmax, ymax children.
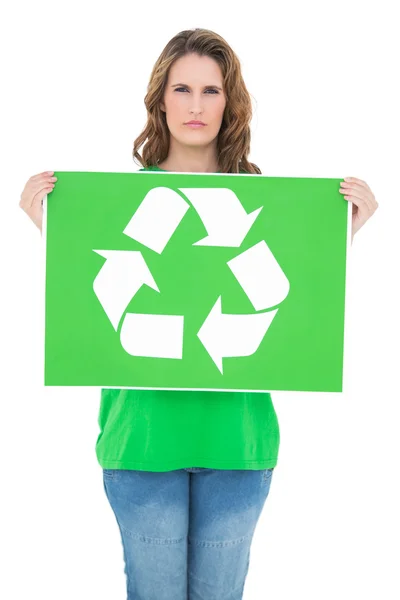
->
<box><xmin>102</xmin><ymin>466</ymin><xmax>275</xmax><ymax>599</ymax></box>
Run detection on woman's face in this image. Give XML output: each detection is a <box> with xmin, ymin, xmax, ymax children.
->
<box><xmin>160</xmin><ymin>53</ymin><xmax>227</xmax><ymax>149</ymax></box>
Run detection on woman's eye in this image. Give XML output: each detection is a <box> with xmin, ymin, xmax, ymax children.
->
<box><xmin>175</xmin><ymin>88</ymin><xmax>218</xmax><ymax>94</ymax></box>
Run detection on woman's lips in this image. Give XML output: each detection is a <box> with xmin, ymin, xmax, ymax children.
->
<box><xmin>185</xmin><ymin>123</ymin><xmax>206</xmax><ymax>128</ymax></box>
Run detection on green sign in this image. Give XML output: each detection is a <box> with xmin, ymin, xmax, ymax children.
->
<box><xmin>43</xmin><ymin>171</ymin><xmax>351</xmax><ymax>392</ymax></box>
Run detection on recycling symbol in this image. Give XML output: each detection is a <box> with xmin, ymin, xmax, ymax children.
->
<box><xmin>92</xmin><ymin>186</ymin><xmax>290</xmax><ymax>374</ymax></box>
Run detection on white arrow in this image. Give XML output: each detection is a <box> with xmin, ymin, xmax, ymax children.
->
<box><xmin>227</xmin><ymin>240</ymin><xmax>290</xmax><ymax>310</ymax></box>
<box><xmin>120</xmin><ymin>313</ymin><xmax>184</xmax><ymax>358</ymax></box>
<box><xmin>197</xmin><ymin>296</ymin><xmax>279</xmax><ymax>374</ymax></box>
<box><xmin>178</xmin><ymin>187</ymin><xmax>262</xmax><ymax>247</ymax></box>
<box><xmin>123</xmin><ymin>186</ymin><xmax>190</xmax><ymax>254</ymax></box>
<box><xmin>92</xmin><ymin>250</ymin><xmax>159</xmax><ymax>330</ymax></box>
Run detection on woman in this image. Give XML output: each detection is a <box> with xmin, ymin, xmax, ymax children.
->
<box><xmin>19</xmin><ymin>28</ymin><xmax>378</xmax><ymax>600</ymax></box>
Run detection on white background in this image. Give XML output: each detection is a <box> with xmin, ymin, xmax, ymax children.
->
<box><xmin>1</xmin><ymin>0</ymin><xmax>399</xmax><ymax>598</ymax></box>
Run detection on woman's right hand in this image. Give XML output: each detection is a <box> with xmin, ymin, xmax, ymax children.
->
<box><xmin>19</xmin><ymin>171</ymin><xmax>58</xmax><ymax>234</ymax></box>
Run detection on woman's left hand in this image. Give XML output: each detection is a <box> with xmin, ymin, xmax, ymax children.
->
<box><xmin>339</xmin><ymin>177</ymin><xmax>379</xmax><ymax>241</ymax></box>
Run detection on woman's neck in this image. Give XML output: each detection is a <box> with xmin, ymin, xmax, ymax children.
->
<box><xmin>158</xmin><ymin>144</ymin><xmax>219</xmax><ymax>173</ymax></box>
<box><xmin>157</xmin><ymin>159</ymin><xmax>219</xmax><ymax>173</ymax></box>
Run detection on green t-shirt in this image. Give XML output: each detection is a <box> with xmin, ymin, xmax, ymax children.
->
<box><xmin>95</xmin><ymin>164</ymin><xmax>280</xmax><ymax>471</ymax></box>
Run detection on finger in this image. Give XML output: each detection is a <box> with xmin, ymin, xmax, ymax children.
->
<box><xmin>340</xmin><ymin>181</ymin><xmax>370</xmax><ymax>196</ymax></box>
<box><xmin>339</xmin><ymin>183</ymin><xmax>374</xmax><ymax>205</ymax></box>
<box><xmin>343</xmin><ymin>191</ymin><xmax>374</xmax><ymax>215</ymax></box>
<box><xmin>21</xmin><ymin>178</ymin><xmax>56</xmax><ymax>209</ymax></box>
<box><xmin>344</xmin><ymin>177</ymin><xmax>371</xmax><ymax>191</ymax></box>
<box><xmin>33</xmin><ymin>187</ymin><xmax>54</xmax><ymax>208</ymax></box>
<box><xmin>339</xmin><ymin>184</ymin><xmax>379</xmax><ymax>212</ymax></box>
<box><xmin>340</xmin><ymin>185</ymin><xmax>375</xmax><ymax>212</ymax></box>
<box><xmin>29</xmin><ymin>175</ymin><xmax>56</xmax><ymax>188</ymax></box>
<box><xmin>29</xmin><ymin>184</ymin><xmax>54</xmax><ymax>209</ymax></box>
<box><xmin>31</xmin><ymin>171</ymin><xmax>54</xmax><ymax>181</ymax></box>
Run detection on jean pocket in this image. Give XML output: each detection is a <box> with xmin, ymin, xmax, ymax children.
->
<box><xmin>262</xmin><ymin>467</ymin><xmax>275</xmax><ymax>483</ymax></box>
<box><xmin>103</xmin><ymin>469</ymin><xmax>117</xmax><ymax>480</ymax></box>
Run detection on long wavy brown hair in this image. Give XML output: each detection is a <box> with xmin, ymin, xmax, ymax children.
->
<box><xmin>132</xmin><ymin>28</ymin><xmax>261</xmax><ymax>174</ymax></box>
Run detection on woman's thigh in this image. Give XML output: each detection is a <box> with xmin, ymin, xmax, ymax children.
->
<box><xmin>103</xmin><ymin>468</ymin><xmax>189</xmax><ymax>600</ymax></box>
<box><xmin>187</xmin><ymin>467</ymin><xmax>274</xmax><ymax>600</ymax></box>
<box><xmin>102</xmin><ymin>467</ymin><xmax>274</xmax><ymax>600</ymax></box>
